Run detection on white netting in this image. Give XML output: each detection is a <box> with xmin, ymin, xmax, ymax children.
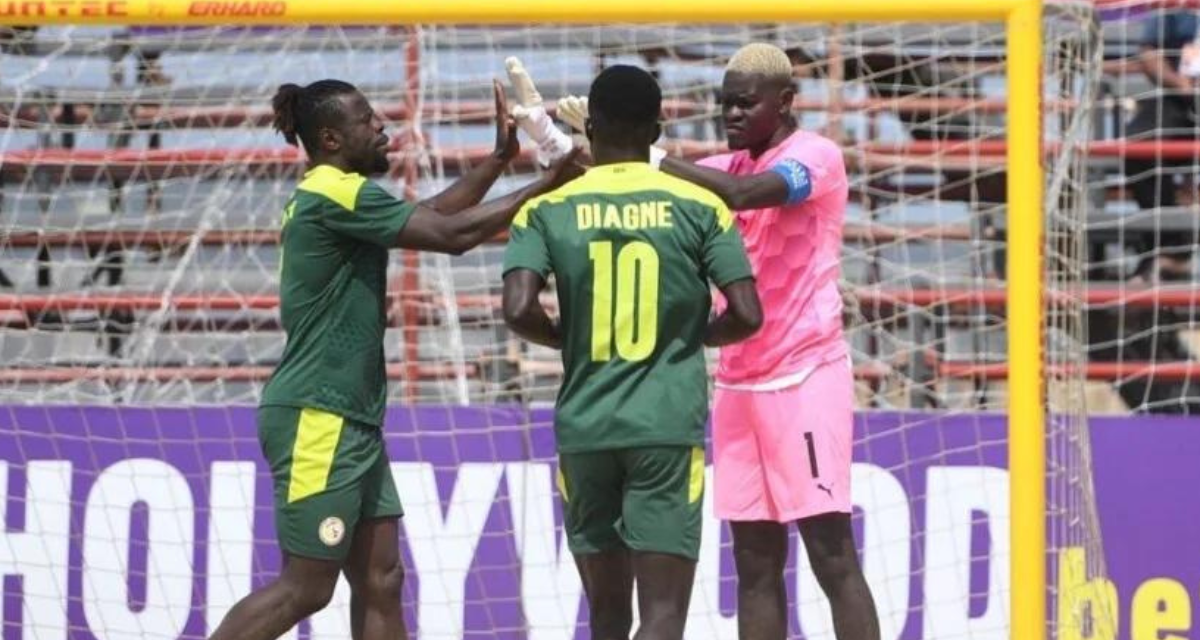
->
<box><xmin>1085</xmin><ymin>2</ymin><xmax>1200</xmax><ymax>414</ymax></box>
<box><xmin>0</xmin><ymin>8</ymin><xmax>1106</xmax><ymax>639</ymax></box>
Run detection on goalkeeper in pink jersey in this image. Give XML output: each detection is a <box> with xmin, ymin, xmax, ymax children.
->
<box><xmin>508</xmin><ymin>42</ymin><xmax>879</xmax><ymax>640</ymax></box>
<box><xmin>662</xmin><ymin>43</ymin><xmax>880</xmax><ymax>640</ymax></box>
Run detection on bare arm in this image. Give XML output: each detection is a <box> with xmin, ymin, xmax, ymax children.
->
<box><xmin>1102</xmin><ymin>57</ymin><xmax>1142</xmax><ymax>77</ymax></box>
<box><xmin>1139</xmin><ymin>48</ymin><xmax>1194</xmax><ymax>93</ymax></box>
<box><xmin>502</xmin><ymin>269</ymin><xmax>561</xmax><ymax>349</ymax></box>
<box><xmin>660</xmin><ymin>156</ymin><xmax>790</xmax><ymax>210</ymax></box>
<box><xmin>703</xmin><ymin>278</ymin><xmax>762</xmax><ymax>347</ymax></box>
<box><xmin>419</xmin><ymin>80</ymin><xmax>518</xmax><ymax>214</ymax></box>
<box><xmin>397</xmin><ymin>174</ymin><xmax>554</xmax><ymax>255</ymax></box>
<box><xmin>398</xmin><ymin>79</ymin><xmax>581</xmax><ymax>254</ymax></box>
<box><xmin>397</xmin><ymin>143</ymin><xmax>580</xmax><ymax>254</ymax></box>
<box><xmin>419</xmin><ymin>155</ymin><xmax>509</xmax><ymax>214</ymax></box>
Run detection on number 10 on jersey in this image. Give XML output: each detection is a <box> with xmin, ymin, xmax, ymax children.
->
<box><xmin>589</xmin><ymin>240</ymin><xmax>660</xmax><ymax>362</ymax></box>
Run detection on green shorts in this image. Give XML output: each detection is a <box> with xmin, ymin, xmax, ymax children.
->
<box><xmin>558</xmin><ymin>446</ymin><xmax>705</xmax><ymax>561</ymax></box>
<box><xmin>258</xmin><ymin>405</ymin><xmax>403</xmax><ymax>561</ymax></box>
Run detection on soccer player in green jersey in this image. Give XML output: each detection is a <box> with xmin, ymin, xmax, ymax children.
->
<box><xmin>502</xmin><ymin>65</ymin><xmax>763</xmax><ymax>640</ymax></box>
<box><xmin>207</xmin><ymin>80</ymin><xmax>577</xmax><ymax>640</ymax></box>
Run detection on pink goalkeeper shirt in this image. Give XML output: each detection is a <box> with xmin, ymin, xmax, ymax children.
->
<box><xmin>700</xmin><ymin>128</ymin><xmax>849</xmax><ymax>387</ymax></box>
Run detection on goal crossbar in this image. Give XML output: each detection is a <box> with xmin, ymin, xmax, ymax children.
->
<box><xmin>1</xmin><ymin>0</ymin><xmax>1039</xmax><ymax>25</ymax></box>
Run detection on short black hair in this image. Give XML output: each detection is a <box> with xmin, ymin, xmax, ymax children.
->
<box><xmin>271</xmin><ymin>79</ymin><xmax>359</xmax><ymax>152</ymax></box>
<box><xmin>588</xmin><ymin>65</ymin><xmax>661</xmax><ymax>127</ymax></box>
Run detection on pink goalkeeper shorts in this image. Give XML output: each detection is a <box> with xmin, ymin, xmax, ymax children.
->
<box><xmin>712</xmin><ymin>358</ymin><xmax>854</xmax><ymax>522</ymax></box>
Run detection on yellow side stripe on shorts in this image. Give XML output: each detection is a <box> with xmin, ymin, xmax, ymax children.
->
<box><xmin>688</xmin><ymin>447</ymin><xmax>705</xmax><ymax>504</ymax></box>
<box><xmin>288</xmin><ymin>408</ymin><xmax>345</xmax><ymax>504</ymax></box>
<box><xmin>556</xmin><ymin>464</ymin><xmax>569</xmax><ymax>504</ymax></box>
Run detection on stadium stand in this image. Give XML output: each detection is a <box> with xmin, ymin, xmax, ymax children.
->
<box><xmin>0</xmin><ymin>14</ymin><xmax>1197</xmax><ymax>413</ymax></box>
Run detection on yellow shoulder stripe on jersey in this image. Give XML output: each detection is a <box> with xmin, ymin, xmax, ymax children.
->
<box><xmin>297</xmin><ymin>164</ymin><xmax>368</xmax><ymax>211</ymax></box>
<box><xmin>513</xmin><ymin>187</ymin><xmax>576</xmax><ymax>228</ymax></box>
<box><xmin>650</xmin><ymin>173</ymin><xmax>735</xmax><ymax>232</ymax></box>
<box><xmin>512</xmin><ymin>200</ymin><xmax>537</xmax><ymax>228</ymax></box>
<box><xmin>713</xmin><ymin>202</ymin><xmax>735</xmax><ymax>232</ymax></box>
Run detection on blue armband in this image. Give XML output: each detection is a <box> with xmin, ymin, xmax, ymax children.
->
<box><xmin>770</xmin><ymin>159</ymin><xmax>813</xmax><ymax>205</ymax></box>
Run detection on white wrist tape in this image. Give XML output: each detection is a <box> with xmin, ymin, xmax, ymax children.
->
<box><xmin>649</xmin><ymin>145</ymin><xmax>666</xmax><ymax>170</ymax></box>
<box><xmin>536</xmin><ymin>130</ymin><xmax>574</xmax><ymax>167</ymax></box>
<box><xmin>514</xmin><ymin>104</ymin><xmax>574</xmax><ymax>167</ymax></box>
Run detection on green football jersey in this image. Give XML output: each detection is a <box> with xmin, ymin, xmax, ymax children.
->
<box><xmin>503</xmin><ymin>162</ymin><xmax>753</xmax><ymax>453</ymax></box>
<box><xmin>261</xmin><ymin>164</ymin><xmax>415</xmax><ymax>427</ymax></box>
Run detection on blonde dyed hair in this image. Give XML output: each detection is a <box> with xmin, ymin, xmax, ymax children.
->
<box><xmin>725</xmin><ymin>43</ymin><xmax>793</xmax><ymax>81</ymax></box>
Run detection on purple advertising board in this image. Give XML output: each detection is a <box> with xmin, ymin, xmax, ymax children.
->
<box><xmin>0</xmin><ymin>406</ymin><xmax>1195</xmax><ymax>639</ymax></box>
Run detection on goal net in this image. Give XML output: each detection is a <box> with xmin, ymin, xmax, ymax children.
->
<box><xmin>0</xmin><ymin>4</ymin><xmax>1107</xmax><ymax>639</ymax></box>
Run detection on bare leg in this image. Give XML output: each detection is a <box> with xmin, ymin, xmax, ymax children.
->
<box><xmin>798</xmin><ymin>513</ymin><xmax>880</xmax><ymax>640</ymax></box>
<box><xmin>344</xmin><ymin>516</ymin><xmax>408</xmax><ymax>640</ymax></box>
<box><xmin>631</xmin><ymin>551</ymin><xmax>695</xmax><ymax>640</ymax></box>
<box><xmin>208</xmin><ymin>554</ymin><xmax>340</xmax><ymax>640</ymax></box>
<box><xmin>731</xmin><ymin>521</ymin><xmax>789</xmax><ymax>640</ymax></box>
<box><xmin>575</xmin><ymin>549</ymin><xmax>634</xmax><ymax>640</ymax></box>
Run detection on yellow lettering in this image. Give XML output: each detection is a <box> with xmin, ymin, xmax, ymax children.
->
<box><xmin>639</xmin><ymin>202</ymin><xmax>658</xmax><ymax>228</ymax></box>
<box><xmin>1133</xmin><ymin>579</ymin><xmax>1190</xmax><ymax>640</ymax></box>
<box><xmin>604</xmin><ymin>204</ymin><xmax>622</xmax><ymax>229</ymax></box>
<box><xmin>623</xmin><ymin>204</ymin><xmax>640</xmax><ymax>229</ymax></box>
<box><xmin>589</xmin><ymin>241</ymin><xmax>613</xmax><ymax>362</ymax></box>
<box><xmin>581</xmin><ymin>201</ymin><xmax>674</xmax><ymax>230</ymax></box>
<box><xmin>613</xmin><ymin>242</ymin><xmax>659</xmax><ymax>361</ymax></box>
<box><xmin>589</xmin><ymin>241</ymin><xmax>661</xmax><ymax>362</ymax></box>
<box><xmin>1057</xmin><ymin>547</ymin><xmax>1118</xmax><ymax>640</ymax></box>
<box><xmin>577</xmin><ymin>203</ymin><xmax>594</xmax><ymax>230</ymax></box>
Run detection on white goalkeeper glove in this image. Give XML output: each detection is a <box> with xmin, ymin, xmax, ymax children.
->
<box><xmin>504</xmin><ymin>57</ymin><xmax>574</xmax><ymax>168</ymax></box>
<box><xmin>557</xmin><ymin>93</ymin><xmax>666</xmax><ymax>169</ymax></box>
<box><xmin>555</xmin><ymin>94</ymin><xmax>589</xmax><ymax>134</ymax></box>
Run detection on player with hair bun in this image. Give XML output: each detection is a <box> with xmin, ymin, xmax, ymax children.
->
<box><xmin>207</xmin><ymin>78</ymin><xmax>577</xmax><ymax>640</ymax></box>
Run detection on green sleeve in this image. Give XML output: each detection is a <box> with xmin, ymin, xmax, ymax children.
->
<box><xmin>502</xmin><ymin>202</ymin><xmax>552</xmax><ymax>277</ymax></box>
<box><xmin>702</xmin><ymin>203</ymin><xmax>754</xmax><ymax>287</ymax></box>
<box><xmin>323</xmin><ymin>181</ymin><xmax>415</xmax><ymax>247</ymax></box>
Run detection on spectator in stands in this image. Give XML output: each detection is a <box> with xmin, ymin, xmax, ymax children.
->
<box><xmin>1117</xmin><ymin>9</ymin><xmax>1200</xmax><ymax>281</ymax></box>
<box><xmin>1087</xmin><ymin>10</ymin><xmax>1200</xmax><ymax>415</ymax></box>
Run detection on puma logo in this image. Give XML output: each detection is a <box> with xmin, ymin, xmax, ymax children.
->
<box><xmin>817</xmin><ymin>483</ymin><xmax>834</xmax><ymax>499</ymax></box>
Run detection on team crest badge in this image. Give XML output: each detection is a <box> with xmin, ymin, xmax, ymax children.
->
<box><xmin>318</xmin><ymin>516</ymin><xmax>345</xmax><ymax>546</ymax></box>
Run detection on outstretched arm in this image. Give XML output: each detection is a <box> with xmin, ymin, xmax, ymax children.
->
<box><xmin>660</xmin><ymin>157</ymin><xmax>792</xmax><ymax>210</ymax></box>
<box><xmin>504</xmin><ymin>57</ymin><xmax>576</xmax><ymax>168</ymax></box>
<box><xmin>502</xmin><ymin>269</ymin><xmax>561</xmax><ymax>349</ymax></box>
<box><xmin>551</xmin><ymin>91</ymin><xmax>802</xmax><ymax>211</ymax></box>
<box><xmin>703</xmin><ymin>278</ymin><xmax>762</xmax><ymax>347</ymax></box>
<box><xmin>419</xmin><ymin>80</ymin><xmax>520</xmax><ymax>214</ymax></box>
<box><xmin>397</xmin><ymin>148</ymin><xmax>580</xmax><ymax>255</ymax></box>
<box><xmin>1138</xmin><ymin>47</ymin><xmax>1194</xmax><ymax>93</ymax></box>
<box><xmin>398</xmin><ymin>78</ymin><xmax>583</xmax><ymax>254</ymax></box>
<box><xmin>1134</xmin><ymin>14</ymin><xmax>1195</xmax><ymax>94</ymax></box>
